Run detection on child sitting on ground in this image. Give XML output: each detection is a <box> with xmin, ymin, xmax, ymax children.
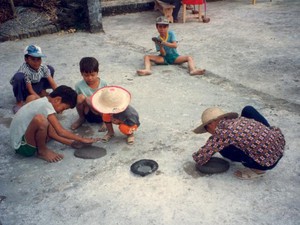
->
<box><xmin>91</xmin><ymin>86</ymin><xmax>140</xmax><ymax>145</ymax></box>
<box><xmin>137</xmin><ymin>16</ymin><xmax>205</xmax><ymax>76</ymax></box>
<box><xmin>71</xmin><ymin>57</ymin><xmax>108</xmax><ymax>131</ymax></box>
<box><xmin>10</xmin><ymin>45</ymin><xmax>57</xmax><ymax>114</ymax></box>
<box><xmin>9</xmin><ymin>85</ymin><xmax>99</xmax><ymax>163</ymax></box>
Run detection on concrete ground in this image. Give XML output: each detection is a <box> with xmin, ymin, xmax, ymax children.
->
<box><xmin>0</xmin><ymin>0</ymin><xmax>299</xmax><ymax>224</ymax></box>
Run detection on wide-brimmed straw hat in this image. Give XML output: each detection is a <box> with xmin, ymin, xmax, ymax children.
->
<box><xmin>193</xmin><ymin>107</ymin><xmax>238</xmax><ymax>134</ymax></box>
<box><xmin>91</xmin><ymin>86</ymin><xmax>131</xmax><ymax>114</ymax></box>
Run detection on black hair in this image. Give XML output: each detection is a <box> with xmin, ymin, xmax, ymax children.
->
<box><xmin>49</xmin><ymin>85</ymin><xmax>77</xmax><ymax>108</ymax></box>
<box><xmin>79</xmin><ymin>57</ymin><xmax>99</xmax><ymax>73</ymax></box>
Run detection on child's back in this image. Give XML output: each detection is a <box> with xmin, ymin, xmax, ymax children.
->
<box><xmin>10</xmin><ymin>97</ymin><xmax>55</xmax><ymax>149</ymax></box>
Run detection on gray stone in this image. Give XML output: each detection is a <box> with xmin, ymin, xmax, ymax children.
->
<box><xmin>87</xmin><ymin>0</ymin><xmax>103</xmax><ymax>33</ymax></box>
<box><xmin>74</xmin><ymin>146</ymin><xmax>107</xmax><ymax>159</ymax></box>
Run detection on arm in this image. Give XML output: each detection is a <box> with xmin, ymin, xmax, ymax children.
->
<box><xmin>26</xmin><ymin>82</ymin><xmax>40</xmax><ymax>98</ymax></box>
<box><xmin>157</xmin><ymin>41</ymin><xmax>177</xmax><ymax>56</ymax></box>
<box><xmin>48</xmin><ymin>114</ymin><xmax>98</xmax><ymax>144</ymax></box>
<box><xmin>161</xmin><ymin>41</ymin><xmax>177</xmax><ymax>49</ymax></box>
<box><xmin>46</xmin><ymin>75</ymin><xmax>57</xmax><ymax>90</ymax></box>
<box><xmin>104</xmin><ymin>122</ymin><xmax>114</xmax><ymax>135</ymax></box>
<box><xmin>192</xmin><ymin>135</ymin><xmax>225</xmax><ymax>166</ymax></box>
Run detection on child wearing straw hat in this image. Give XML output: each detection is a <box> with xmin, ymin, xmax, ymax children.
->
<box><xmin>192</xmin><ymin>106</ymin><xmax>285</xmax><ymax>179</ymax></box>
<box><xmin>91</xmin><ymin>86</ymin><xmax>140</xmax><ymax>145</ymax></box>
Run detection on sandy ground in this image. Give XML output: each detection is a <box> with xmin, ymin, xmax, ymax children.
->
<box><xmin>0</xmin><ymin>0</ymin><xmax>300</xmax><ymax>224</ymax></box>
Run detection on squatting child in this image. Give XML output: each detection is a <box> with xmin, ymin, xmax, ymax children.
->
<box><xmin>91</xmin><ymin>86</ymin><xmax>140</xmax><ymax>145</ymax></box>
<box><xmin>10</xmin><ymin>45</ymin><xmax>57</xmax><ymax>114</ymax></box>
<box><xmin>10</xmin><ymin>85</ymin><xmax>99</xmax><ymax>163</ymax></box>
<box><xmin>71</xmin><ymin>57</ymin><xmax>108</xmax><ymax>131</ymax></box>
<box><xmin>192</xmin><ymin>106</ymin><xmax>285</xmax><ymax>179</ymax></box>
<box><xmin>137</xmin><ymin>16</ymin><xmax>205</xmax><ymax>76</ymax></box>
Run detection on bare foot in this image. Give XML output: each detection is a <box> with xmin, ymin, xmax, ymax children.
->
<box><xmin>71</xmin><ymin>118</ymin><xmax>85</xmax><ymax>130</ymax></box>
<box><xmin>98</xmin><ymin>123</ymin><xmax>107</xmax><ymax>132</ymax></box>
<box><xmin>127</xmin><ymin>134</ymin><xmax>134</xmax><ymax>145</ymax></box>
<box><xmin>37</xmin><ymin>149</ymin><xmax>64</xmax><ymax>163</ymax></box>
<box><xmin>137</xmin><ymin>69</ymin><xmax>152</xmax><ymax>76</ymax></box>
<box><xmin>234</xmin><ymin>168</ymin><xmax>265</xmax><ymax>180</ymax></box>
<box><xmin>101</xmin><ymin>133</ymin><xmax>115</xmax><ymax>143</ymax></box>
<box><xmin>190</xmin><ymin>69</ymin><xmax>206</xmax><ymax>76</ymax></box>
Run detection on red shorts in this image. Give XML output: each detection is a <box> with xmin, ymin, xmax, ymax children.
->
<box><xmin>102</xmin><ymin>114</ymin><xmax>138</xmax><ymax>135</ymax></box>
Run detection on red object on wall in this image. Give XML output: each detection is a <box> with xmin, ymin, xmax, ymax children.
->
<box><xmin>182</xmin><ymin>0</ymin><xmax>204</xmax><ymax>4</ymax></box>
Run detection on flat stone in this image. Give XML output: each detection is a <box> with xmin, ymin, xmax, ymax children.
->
<box><xmin>74</xmin><ymin>146</ymin><xmax>107</xmax><ymax>159</ymax></box>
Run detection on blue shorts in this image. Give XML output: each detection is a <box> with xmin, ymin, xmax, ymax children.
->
<box><xmin>163</xmin><ymin>53</ymin><xmax>179</xmax><ymax>64</ymax></box>
<box><xmin>15</xmin><ymin>135</ymin><xmax>37</xmax><ymax>157</ymax></box>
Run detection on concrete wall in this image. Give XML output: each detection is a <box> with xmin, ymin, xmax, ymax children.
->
<box><xmin>58</xmin><ymin>0</ymin><xmax>154</xmax><ymax>30</ymax></box>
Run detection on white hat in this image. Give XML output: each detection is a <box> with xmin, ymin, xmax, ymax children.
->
<box><xmin>193</xmin><ymin>107</ymin><xmax>238</xmax><ymax>134</ymax></box>
<box><xmin>91</xmin><ymin>86</ymin><xmax>131</xmax><ymax>114</ymax></box>
<box><xmin>24</xmin><ymin>45</ymin><xmax>46</xmax><ymax>57</ymax></box>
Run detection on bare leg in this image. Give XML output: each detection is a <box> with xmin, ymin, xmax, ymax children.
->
<box><xmin>174</xmin><ymin>55</ymin><xmax>205</xmax><ymax>76</ymax></box>
<box><xmin>48</xmin><ymin>125</ymin><xmax>74</xmax><ymax>146</ymax></box>
<box><xmin>137</xmin><ymin>55</ymin><xmax>165</xmax><ymax>76</ymax></box>
<box><xmin>71</xmin><ymin>94</ymin><xmax>86</xmax><ymax>130</ymax></box>
<box><xmin>25</xmin><ymin>114</ymin><xmax>64</xmax><ymax>163</ymax></box>
<box><xmin>98</xmin><ymin>123</ymin><xmax>107</xmax><ymax>132</ymax></box>
<box><xmin>101</xmin><ymin>122</ymin><xmax>115</xmax><ymax>143</ymax></box>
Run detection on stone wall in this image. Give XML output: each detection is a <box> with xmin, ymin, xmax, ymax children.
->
<box><xmin>58</xmin><ymin>0</ymin><xmax>154</xmax><ymax>30</ymax></box>
<box><xmin>0</xmin><ymin>0</ymin><xmax>155</xmax><ymax>42</ymax></box>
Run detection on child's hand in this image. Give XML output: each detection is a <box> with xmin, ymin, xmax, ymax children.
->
<box><xmin>71</xmin><ymin>138</ymin><xmax>100</xmax><ymax>149</ymax></box>
<box><xmin>152</xmin><ymin>37</ymin><xmax>162</xmax><ymax>44</ymax></box>
<box><xmin>82</xmin><ymin>137</ymin><xmax>100</xmax><ymax>144</ymax></box>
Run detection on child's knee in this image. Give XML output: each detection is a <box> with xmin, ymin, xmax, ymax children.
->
<box><xmin>33</xmin><ymin>114</ymin><xmax>48</xmax><ymax>126</ymax></box>
<box><xmin>13</xmin><ymin>72</ymin><xmax>25</xmax><ymax>82</ymax></box>
<box><xmin>77</xmin><ymin>94</ymin><xmax>86</xmax><ymax>104</ymax></box>
<box><xmin>187</xmin><ymin>56</ymin><xmax>193</xmax><ymax>62</ymax></box>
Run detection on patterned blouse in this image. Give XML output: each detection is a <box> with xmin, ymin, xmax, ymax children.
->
<box><xmin>192</xmin><ymin>117</ymin><xmax>285</xmax><ymax>167</ymax></box>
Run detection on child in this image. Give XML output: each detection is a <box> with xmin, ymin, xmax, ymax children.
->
<box><xmin>10</xmin><ymin>45</ymin><xmax>57</xmax><ymax>114</ymax></box>
<box><xmin>9</xmin><ymin>85</ymin><xmax>99</xmax><ymax>163</ymax></box>
<box><xmin>192</xmin><ymin>106</ymin><xmax>285</xmax><ymax>179</ymax></box>
<box><xmin>159</xmin><ymin>0</ymin><xmax>182</xmax><ymax>23</ymax></box>
<box><xmin>137</xmin><ymin>16</ymin><xmax>205</xmax><ymax>76</ymax></box>
<box><xmin>71</xmin><ymin>57</ymin><xmax>108</xmax><ymax>131</ymax></box>
<box><xmin>91</xmin><ymin>86</ymin><xmax>140</xmax><ymax>145</ymax></box>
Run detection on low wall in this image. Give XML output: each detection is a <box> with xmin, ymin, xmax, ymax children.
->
<box><xmin>58</xmin><ymin>0</ymin><xmax>154</xmax><ymax>30</ymax></box>
<box><xmin>0</xmin><ymin>0</ymin><xmax>155</xmax><ymax>42</ymax></box>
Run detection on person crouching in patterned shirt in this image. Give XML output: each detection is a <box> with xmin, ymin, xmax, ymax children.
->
<box><xmin>192</xmin><ymin>106</ymin><xmax>285</xmax><ymax>180</ymax></box>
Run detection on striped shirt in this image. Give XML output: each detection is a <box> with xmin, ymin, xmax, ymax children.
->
<box><xmin>193</xmin><ymin>117</ymin><xmax>285</xmax><ymax>167</ymax></box>
<box><xmin>10</xmin><ymin>63</ymin><xmax>50</xmax><ymax>85</ymax></box>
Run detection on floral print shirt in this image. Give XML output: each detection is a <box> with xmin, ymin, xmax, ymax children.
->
<box><xmin>193</xmin><ymin>117</ymin><xmax>285</xmax><ymax>167</ymax></box>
